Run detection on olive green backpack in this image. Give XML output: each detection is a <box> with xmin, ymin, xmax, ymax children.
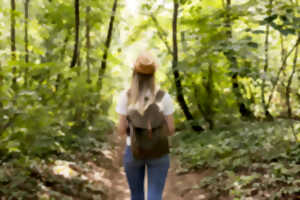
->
<box><xmin>127</xmin><ymin>89</ymin><xmax>169</xmax><ymax>160</ymax></box>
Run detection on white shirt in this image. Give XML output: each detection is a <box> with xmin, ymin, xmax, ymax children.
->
<box><xmin>115</xmin><ymin>89</ymin><xmax>174</xmax><ymax>145</ymax></box>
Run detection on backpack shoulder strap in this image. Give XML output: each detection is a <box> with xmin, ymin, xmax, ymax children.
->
<box><xmin>127</xmin><ymin>89</ymin><xmax>166</xmax><ymax>129</ymax></box>
<box><xmin>155</xmin><ymin>89</ymin><xmax>165</xmax><ymax>102</ymax></box>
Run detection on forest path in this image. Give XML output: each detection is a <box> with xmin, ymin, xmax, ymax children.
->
<box><xmin>103</xmin><ymin>131</ymin><xmax>213</xmax><ymax>200</ymax></box>
<box><xmin>0</xmin><ymin>130</ymin><xmax>229</xmax><ymax>199</ymax></box>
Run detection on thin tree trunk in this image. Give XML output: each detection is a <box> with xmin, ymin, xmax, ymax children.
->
<box><xmin>61</xmin><ymin>33</ymin><xmax>70</xmax><ymax>61</ymax></box>
<box><xmin>76</xmin><ymin>39</ymin><xmax>81</xmax><ymax>76</ymax></box>
<box><xmin>195</xmin><ymin>63</ymin><xmax>214</xmax><ymax>130</ymax></box>
<box><xmin>0</xmin><ymin>63</ymin><xmax>3</xmax><ymax>108</ymax></box>
<box><xmin>86</xmin><ymin>6</ymin><xmax>91</xmax><ymax>84</ymax></box>
<box><xmin>97</xmin><ymin>0</ymin><xmax>118</xmax><ymax>90</ymax></box>
<box><xmin>261</xmin><ymin>20</ymin><xmax>270</xmax><ymax>117</ymax></box>
<box><xmin>24</xmin><ymin>0</ymin><xmax>30</xmax><ymax>87</ymax></box>
<box><xmin>11</xmin><ymin>0</ymin><xmax>17</xmax><ymax>88</ymax></box>
<box><xmin>225</xmin><ymin>0</ymin><xmax>253</xmax><ymax>118</ymax></box>
<box><xmin>206</xmin><ymin>63</ymin><xmax>214</xmax><ymax>129</ymax></box>
<box><xmin>55</xmin><ymin>32</ymin><xmax>70</xmax><ymax>92</ymax></box>
<box><xmin>180</xmin><ymin>32</ymin><xmax>188</xmax><ymax>52</ymax></box>
<box><xmin>286</xmin><ymin>45</ymin><xmax>298</xmax><ymax>117</ymax></box>
<box><xmin>261</xmin><ymin>0</ymin><xmax>273</xmax><ymax>119</ymax></box>
<box><xmin>70</xmin><ymin>0</ymin><xmax>80</xmax><ymax>68</ymax></box>
<box><xmin>77</xmin><ymin>42</ymin><xmax>81</xmax><ymax>67</ymax></box>
<box><xmin>172</xmin><ymin>0</ymin><xmax>203</xmax><ymax>131</ymax></box>
<box><xmin>280</xmin><ymin>34</ymin><xmax>287</xmax><ymax>77</ymax></box>
<box><xmin>150</xmin><ymin>14</ymin><xmax>172</xmax><ymax>54</ymax></box>
<box><xmin>266</xmin><ymin>36</ymin><xmax>300</xmax><ymax>109</ymax></box>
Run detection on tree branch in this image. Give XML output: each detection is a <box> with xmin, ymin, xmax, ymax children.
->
<box><xmin>266</xmin><ymin>36</ymin><xmax>300</xmax><ymax>108</ymax></box>
<box><xmin>98</xmin><ymin>0</ymin><xmax>118</xmax><ymax>90</ymax></box>
<box><xmin>150</xmin><ymin>14</ymin><xmax>172</xmax><ymax>54</ymax></box>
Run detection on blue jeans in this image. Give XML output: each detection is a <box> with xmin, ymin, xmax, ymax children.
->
<box><xmin>123</xmin><ymin>145</ymin><xmax>170</xmax><ymax>200</ymax></box>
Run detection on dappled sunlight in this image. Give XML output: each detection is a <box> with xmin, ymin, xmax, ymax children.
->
<box><xmin>102</xmin><ymin>149</ymin><xmax>114</xmax><ymax>160</ymax></box>
<box><xmin>52</xmin><ymin>160</ymin><xmax>78</xmax><ymax>178</ymax></box>
<box><xmin>0</xmin><ymin>0</ymin><xmax>299</xmax><ymax>199</ymax></box>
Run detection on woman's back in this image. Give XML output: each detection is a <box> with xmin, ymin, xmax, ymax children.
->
<box><xmin>116</xmin><ymin>51</ymin><xmax>175</xmax><ymax>200</ymax></box>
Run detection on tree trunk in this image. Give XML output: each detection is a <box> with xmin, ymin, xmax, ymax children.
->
<box><xmin>55</xmin><ymin>32</ymin><xmax>70</xmax><ymax>92</ymax></box>
<box><xmin>150</xmin><ymin>14</ymin><xmax>172</xmax><ymax>54</ymax></box>
<box><xmin>77</xmin><ymin>42</ymin><xmax>81</xmax><ymax>67</ymax></box>
<box><xmin>261</xmin><ymin>0</ymin><xmax>273</xmax><ymax>119</ymax></box>
<box><xmin>0</xmin><ymin>63</ymin><xmax>3</xmax><ymax>108</ymax></box>
<box><xmin>266</xmin><ymin>36</ymin><xmax>300</xmax><ymax>110</ymax></box>
<box><xmin>206</xmin><ymin>63</ymin><xmax>214</xmax><ymax>129</ymax></box>
<box><xmin>24</xmin><ymin>0</ymin><xmax>30</xmax><ymax>87</ymax></box>
<box><xmin>172</xmin><ymin>0</ymin><xmax>203</xmax><ymax>132</ymax></box>
<box><xmin>61</xmin><ymin>33</ymin><xmax>70</xmax><ymax>61</ymax></box>
<box><xmin>195</xmin><ymin>63</ymin><xmax>214</xmax><ymax>130</ymax></box>
<box><xmin>70</xmin><ymin>0</ymin><xmax>80</xmax><ymax>68</ymax></box>
<box><xmin>225</xmin><ymin>0</ymin><xmax>253</xmax><ymax>118</ymax></box>
<box><xmin>76</xmin><ymin>38</ymin><xmax>81</xmax><ymax>76</ymax></box>
<box><xmin>97</xmin><ymin>0</ymin><xmax>118</xmax><ymax>90</ymax></box>
<box><xmin>286</xmin><ymin>45</ymin><xmax>298</xmax><ymax>117</ymax></box>
<box><xmin>86</xmin><ymin>6</ymin><xmax>91</xmax><ymax>84</ymax></box>
<box><xmin>10</xmin><ymin>0</ymin><xmax>17</xmax><ymax>88</ymax></box>
<box><xmin>180</xmin><ymin>32</ymin><xmax>188</xmax><ymax>52</ymax></box>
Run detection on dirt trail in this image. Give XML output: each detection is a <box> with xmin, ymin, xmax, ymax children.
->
<box><xmin>103</xmin><ymin>132</ymin><xmax>212</xmax><ymax>200</ymax></box>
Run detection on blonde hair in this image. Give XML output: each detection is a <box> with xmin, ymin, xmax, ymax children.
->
<box><xmin>128</xmin><ymin>71</ymin><xmax>157</xmax><ymax>115</ymax></box>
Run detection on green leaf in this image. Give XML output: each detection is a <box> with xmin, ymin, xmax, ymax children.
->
<box><xmin>247</xmin><ymin>42</ymin><xmax>258</xmax><ymax>48</ymax></box>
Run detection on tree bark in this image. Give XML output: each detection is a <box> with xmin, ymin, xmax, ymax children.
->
<box><xmin>11</xmin><ymin>0</ymin><xmax>17</xmax><ymax>88</ymax></box>
<box><xmin>97</xmin><ymin>0</ymin><xmax>118</xmax><ymax>90</ymax></box>
<box><xmin>172</xmin><ymin>0</ymin><xmax>203</xmax><ymax>131</ymax></box>
<box><xmin>225</xmin><ymin>0</ymin><xmax>253</xmax><ymax>118</ymax></box>
<box><xmin>24</xmin><ymin>0</ymin><xmax>30</xmax><ymax>87</ymax></box>
<box><xmin>70</xmin><ymin>0</ymin><xmax>80</xmax><ymax>68</ymax></box>
<box><xmin>86</xmin><ymin>6</ymin><xmax>91</xmax><ymax>84</ymax></box>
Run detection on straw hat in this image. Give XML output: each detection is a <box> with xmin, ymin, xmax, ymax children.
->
<box><xmin>133</xmin><ymin>51</ymin><xmax>158</xmax><ymax>74</ymax></box>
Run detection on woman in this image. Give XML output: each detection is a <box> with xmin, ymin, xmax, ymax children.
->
<box><xmin>116</xmin><ymin>51</ymin><xmax>175</xmax><ymax>200</ymax></box>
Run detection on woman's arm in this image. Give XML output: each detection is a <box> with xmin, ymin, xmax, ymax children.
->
<box><xmin>117</xmin><ymin>114</ymin><xmax>128</xmax><ymax>137</ymax></box>
<box><xmin>164</xmin><ymin>114</ymin><xmax>175</xmax><ymax>136</ymax></box>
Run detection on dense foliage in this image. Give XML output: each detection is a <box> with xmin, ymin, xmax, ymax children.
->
<box><xmin>0</xmin><ymin>0</ymin><xmax>299</xmax><ymax>199</ymax></box>
<box><xmin>173</xmin><ymin>119</ymin><xmax>300</xmax><ymax>199</ymax></box>
<box><xmin>0</xmin><ymin>0</ymin><xmax>116</xmax><ymax>160</ymax></box>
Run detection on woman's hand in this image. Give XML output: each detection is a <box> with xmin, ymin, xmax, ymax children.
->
<box><xmin>164</xmin><ymin>115</ymin><xmax>175</xmax><ymax>136</ymax></box>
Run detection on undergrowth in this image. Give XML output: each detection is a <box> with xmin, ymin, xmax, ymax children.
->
<box><xmin>173</xmin><ymin>119</ymin><xmax>300</xmax><ymax>200</ymax></box>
